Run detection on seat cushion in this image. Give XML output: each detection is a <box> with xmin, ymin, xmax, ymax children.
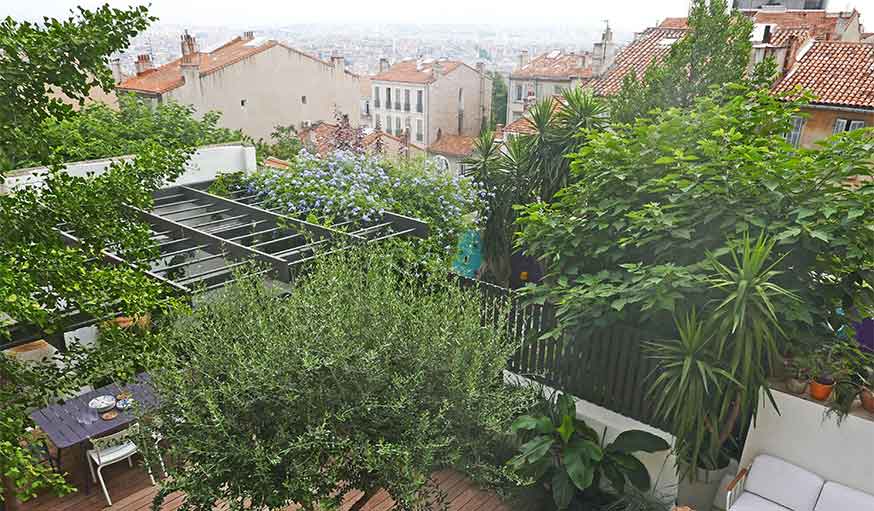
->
<box><xmin>814</xmin><ymin>481</ymin><xmax>874</xmax><ymax>511</ymax></box>
<box><xmin>730</xmin><ymin>492</ymin><xmax>792</xmax><ymax>511</ymax></box>
<box><xmin>745</xmin><ymin>455</ymin><xmax>824</xmax><ymax>511</ymax></box>
<box><xmin>88</xmin><ymin>440</ymin><xmax>138</xmax><ymax>465</ymax></box>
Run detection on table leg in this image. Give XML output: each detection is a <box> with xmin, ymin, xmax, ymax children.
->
<box><xmin>55</xmin><ymin>446</ymin><xmax>63</xmax><ymax>473</ymax></box>
<box><xmin>81</xmin><ymin>444</ymin><xmax>90</xmax><ymax>495</ymax></box>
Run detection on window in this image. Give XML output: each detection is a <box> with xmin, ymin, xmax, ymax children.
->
<box><xmin>416</xmin><ymin>90</ymin><xmax>423</xmax><ymax>113</ymax></box>
<box><xmin>786</xmin><ymin>116</ymin><xmax>805</xmax><ymax>148</ymax></box>
<box><xmin>416</xmin><ymin>119</ymin><xmax>423</xmax><ymax>142</ymax></box>
<box><xmin>405</xmin><ymin>117</ymin><xmax>411</xmax><ymax>137</ymax></box>
<box><xmin>301</xmin><ymin>95</ymin><xmax>307</xmax><ymax>104</ymax></box>
<box><xmin>395</xmin><ymin>117</ymin><xmax>401</xmax><ymax>136</ymax></box>
<box><xmin>386</xmin><ymin>88</ymin><xmax>392</xmax><ymax>110</ymax></box>
<box><xmin>515</xmin><ymin>84</ymin><xmax>523</xmax><ymax>101</ymax></box>
<box><xmin>374</xmin><ymin>86</ymin><xmax>380</xmax><ymax>108</ymax></box>
<box><xmin>375</xmin><ymin>114</ymin><xmax>381</xmax><ymax>130</ymax></box>
<box><xmin>512</xmin><ymin>111</ymin><xmax>522</xmax><ymax>121</ymax></box>
<box><xmin>554</xmin><ymin>84</ymin><xmax>562</xmax><ymax>95</ymax></box>
<box><xmin>404</xmin><ymin>89</ymin><xmax>410</xmax><ymax>111</ymax></box>
<box><xmin>385</xmin><ymin>115</ymin><xmax>391</xmax><ymax>132</ymax></box>
<box><xmin>240</xmin><ymin>99</ymin><xmax>246</xmax><ymax>108</ymax></box>
<box><xmin>833</xmin><ymin>118</ymin><xmax>866</xmax><ymax>134</ymax></box>
<box><xmin>435</xmin><ymin>155</ymin><xmax>450</xmax><ymax>172</ymax></box>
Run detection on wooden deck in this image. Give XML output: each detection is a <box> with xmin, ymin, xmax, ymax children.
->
<box><xmin>17</xmin><ymin>446</ymin><xmax>514</xmax><ymax>511</ymax></box>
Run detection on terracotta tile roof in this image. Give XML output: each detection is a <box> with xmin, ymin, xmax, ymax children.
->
<box><xmin>428</xmin><ymin>134</ymin><xmax>476</xmax><ymax>157</ymax></box>
<box><xmin>118</xmin><ymin>36</ymin><xmax>355</xmax><ymax>95</ymax></box>
<box><xmin>297</xmin><ymin>123</ymin><xmax>424</xmax><ymax>156</ymax></box>
<box><xmin>659</xmin><ymin>17</ymin><xmax>689</xmax><ymax>29</ymax></box>
<box><xmin>503</xmin><ymin>115</ymin><xmax>536</xmax><ymax>135</ymax></box>
<box><xmin>661</xmin><ymin>10</ymin><xmax>858</xmax><ymax>41</ymax></box>
<box><xmin>510</xmin><ymin>51</ymin><xmax>594</xmax><ymax>80</ymax></box>
<box><xmin>590</xmin><ymin>27</ymin><xmax>687</xmax><ymax>96</ymax></box>
<box><xmin>772</xmin><ymin>40</ymin><xmax>874</xmax><ymax>109</ymax></box>
<box><xmin>770</xmin><ymin>27</ymin><xmax>815</xmax><ymax>47</ymax></box>
<box><xmin>361</xmin><ymin>131</ymin><xmax>425</xmax><ymax>153</ymax></box>
<box><xmin>372</xmin><ymin>59</ymin><xmax>463</xmax><ymax>84</ymax></box>
<box><xmin>263</xmin><ymin>156</ymin><xmax>291</xmax><ymax>169</ymax></box>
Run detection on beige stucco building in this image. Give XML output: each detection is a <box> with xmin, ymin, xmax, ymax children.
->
<box><xmin>370</xmin><ymin>57</ymin><xmax>492</xmax><ymax>149</ymax></box>
<box><xmin>117</xmin><ymin>32</ymin><xmax>361</xmax><ymax>142</ymax></box>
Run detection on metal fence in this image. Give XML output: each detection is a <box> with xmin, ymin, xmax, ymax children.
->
<box><xmin>456</xmin><ymin>274</ymin><xmax>666</xmax><ymax>430</ymax></box>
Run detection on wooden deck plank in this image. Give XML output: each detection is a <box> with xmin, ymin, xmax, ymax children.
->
<box><xmin>18</xmin><ymin>451</ymin><xmax>511</xmax><ymax>511</ymax></box>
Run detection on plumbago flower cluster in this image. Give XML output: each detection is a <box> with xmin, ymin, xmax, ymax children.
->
<box><xmin>242</xmin><ymin>150</ymin><xmax>482</xmax><ymax>263</ymax></box>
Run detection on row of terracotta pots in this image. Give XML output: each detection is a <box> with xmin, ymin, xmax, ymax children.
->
<box><xmin>786</xmin><ymin>376</ymin><xmax>874</xmax><ymax>413</ymax></box>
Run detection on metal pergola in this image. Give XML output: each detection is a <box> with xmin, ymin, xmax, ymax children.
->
<box><xmin>2</xmin><ymin>180</ymin><xmax>429</xmax><ymax>350</ymax></box>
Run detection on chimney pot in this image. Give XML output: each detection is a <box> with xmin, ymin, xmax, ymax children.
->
<box><xmin>476</xmin><ymin>61</ymin><xmax>485</xmax><ymax>74</ymax></box>
<box><xmin>135</xmin><ymin>54</ymin><xmax>153</xmax><ymax>75</ymax></box>
<box><xmin>243</xmin><ymin>30</ymin><xmax>254</xmax><ymax>40</ymax></box>
<box><xmin>110</xmin><ymin>57</ymin><xmax>123</xmax><ymax>83</ymax></box>
<box><xmin>519</xmin><ymin>50</ymin><xmax>530</xmax><ymax>67</ymax></box>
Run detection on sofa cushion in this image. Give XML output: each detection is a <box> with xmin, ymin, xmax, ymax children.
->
<box><xmin>745</xmin><ymin>455</ymin><xmax>824</xmax><ymax>511</ymax></box>
<box><xmin>730</xmin><ymin>492</ymin><xmax>792</xmax><ymax>511</ymax></box>
<box><xmin>814</xmin><ymin>481</ymin><xmax>874</xmax><ymax>511</ymax></box>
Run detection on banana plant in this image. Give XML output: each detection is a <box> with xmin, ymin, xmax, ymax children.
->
<box><xmin>508</xmin><ymin>393</ymin><xmax>670</xmax><ymax>509</ymax></box>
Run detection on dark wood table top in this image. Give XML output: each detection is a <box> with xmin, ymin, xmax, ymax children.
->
<box><xmin>29</xmin><ymin>373</ymin><xmax>156</xmax><ymax>449</ymax></box>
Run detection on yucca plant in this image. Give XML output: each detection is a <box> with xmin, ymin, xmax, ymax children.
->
<box><xmin>647</xmin><ymin>233</ymin><xmax>799</xmax><ymax>479</ymax></box>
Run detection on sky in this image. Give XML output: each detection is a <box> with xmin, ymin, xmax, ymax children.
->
<box><xmin>3</xmin><ymin>0</ymin><xmax>872</xmax><ymax>30</ymax></box>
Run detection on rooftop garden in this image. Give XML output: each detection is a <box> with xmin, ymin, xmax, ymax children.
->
<box><xmin>3</xmin><ymin>1</ymin><xmax>874</xmax><ymax>511</ymax></box>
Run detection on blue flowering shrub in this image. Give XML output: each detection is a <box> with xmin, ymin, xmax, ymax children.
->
<box><xmin>239</xmin><ymin>150</ymin><xmax>482</xmax><ymax>265</ymax></box>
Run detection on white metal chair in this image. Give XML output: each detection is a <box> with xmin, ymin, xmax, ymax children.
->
<box><xmin>86</xmin><ymin>424</ymin><xmax>155</xmax><ymax>506</ymax></box>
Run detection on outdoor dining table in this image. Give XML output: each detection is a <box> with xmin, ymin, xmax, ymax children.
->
<box><xmin>28</xmin><ymin>372</ymin><xmax>156</xmax><ymax>495</ymax></box>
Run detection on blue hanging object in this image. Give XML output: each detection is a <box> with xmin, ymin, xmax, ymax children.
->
<box><xmin>451</xmin><ymin>230</ymin><xmax>482</xmax><ymax>279</ymax></box>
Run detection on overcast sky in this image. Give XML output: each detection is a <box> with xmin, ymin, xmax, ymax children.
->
<box><xmin>3</xmin><ymin>0</ymin><xmax>872</xmax><ymax>31</ymax></box>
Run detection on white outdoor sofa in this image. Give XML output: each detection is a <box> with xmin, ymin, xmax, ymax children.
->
<box><xmin>726</xmin><ymin>454</ymin><xmax>874</xmax><ymax>510</ymax></box>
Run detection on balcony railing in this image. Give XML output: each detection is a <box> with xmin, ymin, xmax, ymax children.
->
<box><xmin>416</xmin><ymin>103</ymin><xmax>423</xmax><ymax>113</ymax></box>
<box><xmin>374</xmin><ymin>99</ymin><xmax>381</xmax><ymax>108</ymax></box>
<box><xmin>403</xmin><ymin>103</ymin><xmax>410</xmax><ymax>112</ymax></box>
<box><xmin>394</xmin><ymin>101</ymin><xmax>401</xmax><ymax>110</ymax></box>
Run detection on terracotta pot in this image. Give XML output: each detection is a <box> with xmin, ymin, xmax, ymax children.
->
<box><xmin>861</xmin><ymin>388</ymin><xmax>874</xmax><ymax>414</ymax></box>
<box><xmin>786</xmin><ymin>378</ymin><xmax>807</xmax><ymax>395</ymax></box>
<box><xmin>809</xmin><ymin>380</ymin><xmax>834</xmax><ymax>401</ymax></box>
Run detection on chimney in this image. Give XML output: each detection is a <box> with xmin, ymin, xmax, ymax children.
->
<box><xmin>331</xmin><ymin>55</ymin><xmax>345</xmax><ymax>75</ymax></box>
<box><xmin>782</xmin><ymin>35</ymin><xmax>802</xmax><ymax>78</ymax></box>
<box><xmin>379</xmin><ymin>57</ymin><xmax>390</xmax><ymax>73</ymax></box>
<box><xmin>476</xmin><ymin>61</ymin><xmax>485</xmax><ymax>75</ymax></box>
<box><xmin>433</xmin><ymin>61</ymin><xmax>443</xmax><ymax>78</ymax></box>
<box><xmin>110</xmin><ymin>57</ymin><xmax>123</xmax><ymax>83</ymax></box>
<box><xmin>180</xmin><ymin>30</ymin><xmax>198</xmax><ymax>59</ymax></box>
<box><xmin>519</xmin><ymin>50</ymin><xmax>529</xmax><ymax>67</ymax></box>
<box><xmin>135</xmin><ymin>54</ymin><xmax>153</xmax><ymax>75</ymax></box>
<box><xmin>243</xmin><ymin>30</ymin><xmax>255</xmax><ymax>40</ymax></box>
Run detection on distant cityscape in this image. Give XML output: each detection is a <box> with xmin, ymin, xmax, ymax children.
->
<box><xmin>118</xmin><ymin>22</ymin><xmax>642</xmax><ymax>78</ymax></box>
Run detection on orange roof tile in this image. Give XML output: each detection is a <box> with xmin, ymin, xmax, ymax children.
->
<box><xmin>118</xmin><ymin>36</ymin><xmax>355</xmax><ymax>95</ymax></box>
<box><xmin>772</xmin><ymin>40</ymin><xmax>874</xmax><ymax>109</ymax></box>
<box><xmin>590</xmin><ymin>27</ymin><xmax>687</xmax><ymax>97</ymax></box>
<box><xmin>372</xmin><ymin>59</ymin><xmax>464</xmax><ymax>84</ymax></box>
<box><xmin>510</xmin><ymin>51</ymin><xmax>594</xmax><ymax>81</ymax></box>
<box><xmin>263</xmin><ymin>156</ymin><xmax>291</xmax><ymax>169</ymax></box>
<box><xmin>428</xmin><ymin>134</ymin><xmax>476</xmax><ymax>157</ymax></box>
<box><xmin>659</xmin><ymin>17</ymin><xmax>689</xmax><ymax>29</ymax></box>
<box><xmin>660</xmin><ymin>10</ymin><xmax>858</xmax><ymax>42</ymax></box>
<box><xmin>503</xmin><ymin>115</ymin><xmax>536</xmax><ymax>135</ymax></box>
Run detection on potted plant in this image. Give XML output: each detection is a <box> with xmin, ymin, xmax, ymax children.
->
<box><xmin>785</xmin><ymin>354</ymin><xmax>810</xmax><ymax>395</ymax></box>
<box><xmin>860</xmin><ymin>376</ymin><xmax>874</xmax><ymax>414</ymax></box>
<box><xmin>807</xmin><ymin>349</ymin><xmax>835</xmax><ymax>401</ymax></box>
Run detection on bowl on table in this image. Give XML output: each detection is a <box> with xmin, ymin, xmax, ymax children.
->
<box><xmin>88</xmin><ymin>395</ymin><xmax>117</xmax><ymax>413</ymax></box>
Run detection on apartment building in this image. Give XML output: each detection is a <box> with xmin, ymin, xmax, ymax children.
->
<box><xmin>732</xmin><ymin>0</ymin><xmax>828</xmax><ymax>9</ymax></box>
<box><xmin>369</xmin><ymin>57</ymin><xmax>492</xmax><ymax>148</ymax></box>
<box><xmin>117</xmin><ymin>32</ymin><xmax>361</xmax><ymax>141</ymax></box>
<box><xmin>506</xmin><ymin>25</ymin><xmax>619</xmax><ymax>123</ymax></box>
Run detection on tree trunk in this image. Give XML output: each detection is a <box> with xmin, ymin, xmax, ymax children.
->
<box><xmin>2</xmin><ymin>476</ymin><xmax>20</xmax><ymax>511</ymax></box>
<box><xmin>347</xmin><ymin>487</ymin><xmax>379</xmax><ymax>511</ymax></box>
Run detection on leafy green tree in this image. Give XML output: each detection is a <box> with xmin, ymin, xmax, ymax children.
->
<box><xmin>490</xmin><ymin>71</ymin><xmax>508</xmax><ymax>128</ymax></box>
<box><xmin>256</xmin><ymin>124</ymin><xmax>303</xmax><ymax>162</ymax></box>
<box><xmin>611</xmin><ymin>0</ymin><xmax>753</xmax><ymax>123</ymax></box>
<box><xmin>141</xmin><ymin>250</ymin><xmax>534</xmax><ymax>511</ymax></box>
<box><xmin>0</xmin><ymin>5</ymin><xmax>155</xmax><ymax>169</ymax></box>
<box><xmin>26</xmin><ymin>94</ymin><xmax>240</xmax><ymax>167</ymax></box>
<box><xmin>517</xmin><ymin>83</ymin><xmax>874</xmax><ymax>345</ymax></box>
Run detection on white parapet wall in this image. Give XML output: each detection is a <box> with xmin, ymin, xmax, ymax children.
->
<box><xmin>0</xmin><ymin>142</ymin><xmax>257</xmax><ymax>193</ymax></box>
<box><xmin>739</xmin><ymin>386</ymin><xmax>874</xmax><ymax>496</ymax></box>
<box><xmin>504</xmin><ymin>371</ymin><xmax>680</xmax><ymax>501</ymax></box>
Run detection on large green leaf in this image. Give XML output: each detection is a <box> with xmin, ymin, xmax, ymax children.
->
<box><xmin>511</xmin><ymin>415</ymin><xmax>555</xmax><ymax>434</ymax></box>
<box><xmin>552</xmin><ymin>468</ymin><xmax>576</xmax><ymax>510</ymax></box>
<box><xmin>509</xmin><ymin>435</ymin><xmax>554</xmax><ymax>468</ymax></box>
<box><xmin>606</xmin><ymin>430</ymin><xmax>670</xmax><ymax>454</ymax></box>
<box><xmin>557</xmin><ymin>414</ymin><xmax>575</xmax><ymax>444</ymax></box>
<box><xmin>609</xmin><ymin>453</ymin><xmax>651</xmax><ymax>491</ymax></box>
<box><xmin>564</xmin><ymin>442</ymin><xmax>599</xmax><ymax>491</ymax></box>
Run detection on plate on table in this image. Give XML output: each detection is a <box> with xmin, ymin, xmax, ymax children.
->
<box><xmin>100</xmin><ymin>410</ymin><xmax>119</xmax><ymax>421</ymax></box>
<box><xmin>88</xmin><ymin>395</ymin><xmax>117</xmax><ymax>413</ymax></box>
<box><xmin>116</xmin><ymin>398</ymin><xmax>134</xmax><ymax>410</ymax></box>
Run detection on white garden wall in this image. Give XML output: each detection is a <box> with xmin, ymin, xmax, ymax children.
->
<box><xmin>739</xmin><ymin>387</ymin><xmax>874</xmax><ymax>496</ymax></box>
<box><xmin>0</xmin><ymin>142</ymin><xmax>256</xmax><ymax>193</ymax></box>
<box><xmin>504</xmin><ymin>371</ymin><xmax>680</xmax><ymax>501</ymax></box>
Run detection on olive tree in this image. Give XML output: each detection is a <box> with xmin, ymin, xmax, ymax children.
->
<box><xmin>143</xmin><ymin>250</ymin><xmax>534</xmax><ymax>511</ymax></box>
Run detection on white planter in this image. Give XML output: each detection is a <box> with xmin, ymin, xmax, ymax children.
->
<box><xmin>677</xmin><ymin>465</ymin><xmax>731</xmax><ymax>511</ymax></box>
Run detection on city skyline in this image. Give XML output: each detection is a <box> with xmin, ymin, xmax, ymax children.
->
<box><xmin>13</xmin><ymin>0</ymin><xmax>869</xmax><ymax>32</ymax></box>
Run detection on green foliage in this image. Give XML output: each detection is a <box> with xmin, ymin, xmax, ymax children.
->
<box><xmin>241</xmin><ymin>150</ymin><xmax>481</xmax><ymax>266</ymax></box>
<box><xmin>647</xmin><ymin>235</ymin><xmax>798</xmax><ymax>478</ymax></box>
<box><xmin>28</xmin><ymin>94</ymin><xmax>241</xmax><ymax>167</ymax></box>
<box><xmin>508</xmin><ymin>393</ymin><xmax>668</xmax><ymax>509</ymax></box>
<box><xmin>490</xmin><ymin>71</ymin><xmax>508</xmax><ymax>129</ymax></box>
<box><xmin>140</xmin><ymin>249</ymin><xmax>535</xmax><ymax>511</ymax></box>
<box><xmin>0</xmin><ymin>5</ymin><xmax>155</xmax><ymax>169</ymax></box>
<box><xmin>255</xmin><ymin>124</ymin><xmax>303</xmax><ymax>162</ymax></box>
<box><xmin>517</xmin><ymin>84</ymin><xmax>874</xmax><ymax>341</ymax></box>
<box><xmin>611</xmin><ymin>0</ymin><xmax>753</xmax><ymax>123</ymax></box>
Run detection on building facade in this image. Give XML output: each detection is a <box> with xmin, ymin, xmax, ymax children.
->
<box><xmin>370</xmin><ymin>57</ymin><xmax>492</xmax><ymax>149</ymax></box>
<box><xmin>732</xmin><ymin>0</ymin><xmax>829</xmax><ymax>9</ymax></box>
<box><xmin>117</xmin><ymin>32</ymin><xmax>361</xmax><ymax>141</ymax></box>
<box><xmin>506</xmin><ymin>26</ymin><xmax>618</xmax><ymax>123</ymax></box>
